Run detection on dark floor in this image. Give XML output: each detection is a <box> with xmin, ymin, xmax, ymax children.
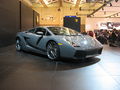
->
<box><xmin>0</xmin><ymin>45</ymin><xmax>120</xmax><ymax>90</ymax></box>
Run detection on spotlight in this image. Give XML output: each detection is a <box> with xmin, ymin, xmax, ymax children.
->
<box><xmin>102</xmin><ymin>7</ymin><xmax>104</xmax><ymax>10</ymax></box>
<box><xmin>117</xmin><ymin>13</ymin><xmax>119</xmax><ymax>16</ymax></box>
<box><xmin>104</xmin><ymin>11</ymin><xmax>106</xmax><ymax>15</ymax></box>
<box><xmin>110</xmin><ymin>3</ymin><xmax>112</xmax><ymax>6</ymax></box>
<box><xmin>76</xmin><ymin>12</ymin><xmax>78</xmax><ymax>15</ymax></box>
<box><xmin>89</xmin><ymin>15</ymin><xmax>91</xmax><ymax>17</ymax></box>
<box><xmin>104</xmin><ymin>0</ymin><xmax>106</xmax><ymax>3</ymax></box>
<box><xmin>79</xmin><ymin>7</ymin><xmax>81</xmax><ymax>11</ymax></box>
<box><xmin>58</xmin><ymin>8</ymin><xmax>61</xmax><ymax>11</ymax></box>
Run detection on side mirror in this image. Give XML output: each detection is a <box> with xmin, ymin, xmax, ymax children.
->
<box><xmin>36</xmin><ymin>31</ymin><xmax>44</xmax><ymax>35</ymax></box>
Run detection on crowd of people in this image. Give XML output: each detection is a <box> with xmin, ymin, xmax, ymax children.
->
<box><xmin>86</xmin><ymin>29</ymin><xmax>120</xmax><ymax>47</ymax></box>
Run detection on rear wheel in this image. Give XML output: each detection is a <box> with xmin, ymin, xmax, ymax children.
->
<box><xmin>16</xmin><ymin>38</ymin><xmax>22</xmax><ymax>51</ymax></box>
<box><xmin>46</xmin><ymin>41</ymin><xmax>60</xmax><ymax>60</ymax></box>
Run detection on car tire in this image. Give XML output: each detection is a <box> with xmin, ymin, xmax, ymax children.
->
<box><xmin>46</xmin><ymin>41</ymin><xmax>60</xmax><ymax>60</ymax></box>
<box><xmin>16</xmin><ymin>38</ymin><xmax>22</xmax><ymax>51</ymax></box>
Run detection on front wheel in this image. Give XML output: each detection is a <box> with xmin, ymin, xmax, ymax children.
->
<box><xmin>46</xmin><ymin>41</ymin><xmax>60</xmax><ymax>60</ymax></box>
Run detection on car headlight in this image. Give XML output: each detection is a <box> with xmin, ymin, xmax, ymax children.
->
<box><xmin>63</xmin><ymin>38</ymin><xmax>80</xmax><ymax>47</ymax></box>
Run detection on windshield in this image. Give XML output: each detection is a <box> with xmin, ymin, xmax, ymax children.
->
<box><xmin>47</xmin><ymin>27</ymin><xmax>80</xmax><ymax>35</ymax></box>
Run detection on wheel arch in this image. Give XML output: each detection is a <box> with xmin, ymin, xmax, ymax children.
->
<box><xmin>46</xmin><ymin>40</ymin><xmax>58</xmax><ymax>48</ymax></box>
<box><xmin>46</xmin><ymin>40</ymin><xmax>61</xmax><ymax>60</ymax></box>
<box><xmin>16</xmin><ymin>35</ymin><xmax>27</xmax><ymax>51</ymax></box>
<box><xmin>16</xmin><ymin>36</ymin><xmax>21</xmax><ymax>40</ymax></box>
<box><xmin>16</xmin><ymin>35</ymin><xmax>27</xmax><ymax>45</ymax></box>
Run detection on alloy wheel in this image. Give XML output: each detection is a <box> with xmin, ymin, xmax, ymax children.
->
<box><xmin>47</xmin><ymin>41</ymin><xmax>59</xmax><ymax>60</ymax></box>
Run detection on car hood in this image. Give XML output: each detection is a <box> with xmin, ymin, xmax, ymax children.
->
<box><xmin>60</xmin><ymin>35</ymin><xmax>103</xmax><ymax>50</ymax></box>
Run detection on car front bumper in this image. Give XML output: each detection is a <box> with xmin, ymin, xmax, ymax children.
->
<box><xmin>73</xmin><ymin>48</ymin><xmax>103</xmax><ymax>59</ymax></box>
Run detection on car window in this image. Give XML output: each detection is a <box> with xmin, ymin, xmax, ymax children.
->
<box><xmin>28</xmin><ymin>29</ymin><xmax>35</xmax><ymax>33</ymax></box>
<box><xmin>35</xmin><ymin>28</ymin><xmax>46</xmax><ymax>35</ymax></box>
<box><xmin>47</xmin><ymin>27</ymin><xmax>80</xmax><ymax>35</ymax></box>
<box><xmin>46</xmin><ymin>31</ymin><xmax>51</xmax><ymax>36</ymax></box>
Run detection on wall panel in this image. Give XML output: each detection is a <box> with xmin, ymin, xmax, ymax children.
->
<box><xmin>21</xmin><ymin>3</ymin><xmax>33</xmax><ymax>31</ymax></box>
<box><xmin>0</xmin><ymin>0</ymin><xmax>39</xmax><ymax>48</ymax></box>
<box><xmin>0</xmin><ymin>0</ymin><xmax>19</xmax><ymax>47</ymax></box>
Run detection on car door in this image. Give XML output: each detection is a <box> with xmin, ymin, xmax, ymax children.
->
<box><xmin>25</xmin><ymin>27</ymin><xmax>46</xmax><ymax>49</ymax></box>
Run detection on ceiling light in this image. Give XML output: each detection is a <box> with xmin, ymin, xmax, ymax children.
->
<box><xmin>104</xmin><ymin>11</ymin><xmax>106</xmax><ymax>15</ymax></box>
<box><xmin>76</xmin><ymin>12</ymin><xmax>78</xmax><ymax>15</ymax></box>
<box><xmin>58</xmin><ymin>8</ymin><xmax>61</xmax><ymax>12</ymax></box>
<box><xmin>43</xmin><ymin>0</ymin><xmax>49</xmax><ymax>5</ymax></box>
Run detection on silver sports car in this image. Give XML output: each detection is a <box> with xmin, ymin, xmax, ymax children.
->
<box><xmin>16</xmin><ymin>26</ymin><xmax>103</xmax><ymax>60</ymax></box>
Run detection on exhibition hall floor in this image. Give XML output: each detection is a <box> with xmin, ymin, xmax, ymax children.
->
<box><xmin>0</xmin><ymin>45</ymin><xmax>120</xmax><ymax>90</ymax></box>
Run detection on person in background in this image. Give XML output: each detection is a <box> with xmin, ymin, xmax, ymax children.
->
<box><xmin>109</xmin><ymin>29</ymin><xmax>117</xmax><ymax>46</ymax></box>
<box><xmin>87</xmin><ymin>31</ymin><xmax>94</xmax><ymax>37</ymax></box>
<box><xmin>95</xmin><ymin>29</ymin><xmax>108</xmax><ymax>44</ymax></box>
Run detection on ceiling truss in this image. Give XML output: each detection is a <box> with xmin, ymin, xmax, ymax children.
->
<box><xmin>59</xmin><ymin>0</ymin><xmax>63</xmax><ymax>7</ymax></box>
<box><xmin>75</xmin><ymin>0</ymin><xmax>81</xmax><ymax>7</ymax></box>
<box><xmin>87</xmin><ymin>0</ymin><xmax>114</xmax><ymax>17</ymax></box>
<box><xmin>39</xmin><ymin>0</ymin><xmax>48</xmax><ymax>7</ymax></box>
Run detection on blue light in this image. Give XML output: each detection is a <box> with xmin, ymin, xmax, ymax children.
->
<box><xmin>65</xmin><ymin>16</ymin><xmax>77</xmax><ymax>18</ymax></box>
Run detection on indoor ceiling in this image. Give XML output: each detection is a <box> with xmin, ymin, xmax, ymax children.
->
<box><xmin>22</xmin><ymin>0</ymin><xmax>120</xmax><ymax>18</ymax></box>
<box><xmin>24</xmin><ymin>0</ymin><xmax>104</xmax><ymax>8</ymax></box>
<box><xmin>91</xmin><ymin>0</ymin><xmax>120</xmax><ymax>18</ymax></box>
